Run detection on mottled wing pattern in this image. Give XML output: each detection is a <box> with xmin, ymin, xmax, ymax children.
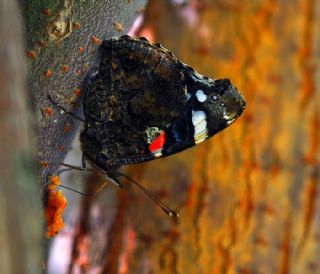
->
<box><xmin>81</xmin><ymin>36</ymin><xmax>245</xmax><ymax>172</ymax></box>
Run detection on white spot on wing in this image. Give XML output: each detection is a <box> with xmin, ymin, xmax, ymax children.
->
<box><xmin>227</xmin><ymin>117</ymin><xmax>236</xmax><ymax>125</ymax></box>
<box><xmin>223</xmin><ymin>113</ymin><xmax>230</xmax><ymax>120</ymax></box>
<box><xmin>195</xmin><ymin>90</ymin><xmax>207</xmax><ymax>102</ymax></box>
<box><xmin>154</xmin><ymin>151</ymin><xmax>163</xmax><ymax>158</ymax></box>
<box><xmin>223</xmin><ymin>110</ymin><xmax>236</xmax><ymax>125</ymax></box>
<box><xmin>187</xmin><ymin>93</ymin><xmax>192</xmax><ymax>100</ymax></box>
<box><xmin>192</xmin><ymin>110</ymin><xmax>208</xmax><ymax>144</ymax></box>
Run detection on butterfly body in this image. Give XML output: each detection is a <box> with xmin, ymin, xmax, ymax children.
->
<box><xmin>80</xmin><ymin>35</ymin><xmax>245</xmax><ymax>172</ymax></box>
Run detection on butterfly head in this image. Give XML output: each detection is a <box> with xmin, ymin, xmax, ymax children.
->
<box><xmin>207</xmin><ymin>78</ymin><xmax>246</xmax><ymax>126</ymax></box>
<box><xmin>184</xmin><ymin>68</ymin><xmax>246</xmax><ymax>143</ymax></box>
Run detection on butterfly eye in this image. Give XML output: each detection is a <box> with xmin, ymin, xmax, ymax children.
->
<box><xmin>218</xmin><ymin>89</ymin><xmax>225</xmax><ymax>96</ymax></box>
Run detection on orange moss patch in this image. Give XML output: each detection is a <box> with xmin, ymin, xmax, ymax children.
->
<box><xmin>43</xmin><ymin>69</ymin><xmax>52</xmax><ymax>78</ymax></box>
<box><xmin>63</xmin><ymin>122</ymin><xmax>71</xmax><ymax>132</ymax></box>
<box><xmin>41</xmin><ymin>106</ymin><xmax>53</xmax><ymax>118</ymax></box>
<box><xmin>73</xmin><ymin>88</ymin><xmax>81</xmax><ymax>96</ymax></box>
<box><xmin>45</xmin><ymin>175</ymin><xmax>67</xmax><ymax>238</ymax></box>
<box><xmin>60</xmin><ymin>64</ymin><xmax>70</xmax><ymax>72</ymax></box>
<box><xmin>27</xmin><ymin>50</ymin><xmax>36</xmax><ymax>60</ymax></box>
<box><xmin>40</xmin><ymin>161</ymin><xmax>49</xmax><ymax>169</ymax></box>
<box><xmin>113</xmin><ymin>22</ymin><xmax>124</xmax><ymax>32</ymax></box>
<box><xmin>42</xmin><ymin>8</ymin><xmax>51</xmax><ymax>16</ymax></box>
<box><xmin>91</xmin><ymin>35</ymin><xmax>102</xmax><ymax>46</ymax></box>
<box><xmin>74</xmin><ymin>21</ymin><xmax>80</xmax><ymax>30</ymax></box>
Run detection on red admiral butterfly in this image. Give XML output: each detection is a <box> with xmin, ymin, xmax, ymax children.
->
<box><xmin>80</xmin><ymin>35</ymin><xmax>246</xmax><ymax>173</ymax></box>
<box><xmin>51</xmin><ymin>35</ymin><xmax>245</xmax><ymax>216</ymax></box>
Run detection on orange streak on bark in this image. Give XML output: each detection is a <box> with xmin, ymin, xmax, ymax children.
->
<box><xmin>278</xmin><ymin>217</ymin><xmax>292</xmax><ymax>274</ymax></box>
<box><xmin>213</xmin><ymin>214</ymin><xmax>237</xmax><ymax>274</ymax></box>
<box><xmin>185</xmin><ymin>181</ymin><xmax>196</xmax><ymax>208</ymax></box>
<box><xmin>74</xmin><ymin>237</ymin><xmax>89</xmax><ymax>269</ymax></box>
<box><xmin>296</xmin><ymin>111</ymin><xmax>319</xmax><ymax>255</ymax></box>
<box><xmin>297</xmin><ymin>172</ymin><xmax>318</xmax><ymax>256</ymax></box>
<box><xmin>215</xmin><ymin>240</ymin><xmax>232</xmax><ymax>274</ymax></box>
<box><xmin>239</xmin><ymin>176</ymin><xmax>254</xmax><ymax>231</ymax></box>
<box><xmin>304</xmin><ymin>113</ymin><xmax>319</xmax><ymax>165</ymax></box>
<box><xmin>118</xmin><ymin>227</ymin><xmax>136</xmax><ymax>274</ymax></box>
<box><xmin>102</xmin><ymin>189</ymin><xmax>128</xmax><ymax>273</ymax></box>
<box><xmin>298</xmin><ymin>0</ymin><xmax>316</xmax><ymax>109</ymax></box>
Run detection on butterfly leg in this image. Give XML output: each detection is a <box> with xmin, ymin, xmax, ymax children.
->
<box><xmin>47</xmin><ymin>95</ymin><xmax>86</xmax><ymax>123</ymax></box>
<box><xmin>55</xmin><ymin>151</ymin><xmax>123</xmax><ymax>190</ymax></box>
<box><xmin>57</xmin><ymin>151</ymin><xmax>90</xmax><ymax>173</ymax></box>
<box><xmin>57</xmin><ymin>155</ymin><xmax>93</xmax><ymax>175</ymax></box>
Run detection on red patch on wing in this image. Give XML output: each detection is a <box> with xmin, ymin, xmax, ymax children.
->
<box><xmin>149</xmin><ymin>131</ymin><xmax>165</xmax><ymax>153</ymax></box>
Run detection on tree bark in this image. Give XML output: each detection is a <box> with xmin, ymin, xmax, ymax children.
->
<box><xmin>0</xmin><ymin>0</ymin><xmax>42</xmax><ymax>273</ymax></box>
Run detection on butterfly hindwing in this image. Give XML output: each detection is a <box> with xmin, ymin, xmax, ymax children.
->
<box><xmin>80</xmin><ymin>36</ymin><xmax>245</xmax><ymax>172</ymax></box>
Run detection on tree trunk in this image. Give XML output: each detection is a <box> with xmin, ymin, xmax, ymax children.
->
<box><xmin>48</xmin><ymin>0</ymin><xmax>320</xmax><ymax>273</ymax></box>
<box><xmin>0</xmin><ymin>0</ymin><xmax>42</xmax><ymax>273</ymax></box>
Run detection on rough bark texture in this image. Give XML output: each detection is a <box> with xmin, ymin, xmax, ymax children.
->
<box><xmin>0</xmin><ymin>0</ymin><xmax>41</xmax><ymax>273</ymax></box>
<box><xmin>49</xmin><ymin>0</ymin><xmax>320</xmax><ymax>274</ymax></box>
<box><xmin>21</xmin><ymin>0</ymin><xmax>147</xmax><ymax>182</ymax></box>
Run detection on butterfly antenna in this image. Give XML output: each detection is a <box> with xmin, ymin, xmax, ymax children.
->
<box><xmin>44</xmin><ymin>163</ymin><xmax>120</xmax><ymax>193</ymax></box>
<box><xmin>43</xmin><ymin>182</ymin><xmax>93</xmax><ymax>196</ymax></box>
<box><xmin>117</xmin><ymin>173</ymin><xmax>179</xmax><ymax>218</ymax></box>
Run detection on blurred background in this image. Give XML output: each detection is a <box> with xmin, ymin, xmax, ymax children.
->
<box><xmin>47</xmin><ymin>0</ymin><xmax>320</xmax><ymax>273</ymax></box>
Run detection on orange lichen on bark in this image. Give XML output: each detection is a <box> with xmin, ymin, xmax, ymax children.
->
<box><xmin>27</xmin><ymin>50</ymin><xmax>36</xmax><ymax>60</ymax></box>
<box><xmin>60</xmin><ymin>64</ymin><xmax>70</xmax><ymax>72</ymax></box>
<box><xmin>40</xmin><ymin>161</ymin><xmax>49</xmax><ymax>169</ymax></box>
<box><xmin>113</xmin><ymin>22</ymin><xmax>124</xmax><ymax>32</ymax></box>
<box><xmin>41</xmin><ymin>106</ymin><xmax>53</xmax><ymax>118</ymax></box>
<box><xmin>73</xmin><ymin>21</ymin><xmax>80</xmax><ymax>29</ymax></box>
<box><xmin>42</xmin><ymin>8</ymin><xmax>51</xmax><ymax>16</ymax></box>
<box><xmin>63</xmin><ymin>122</ymin><xmax>71</xmax><ymax>132</ymax></box>
<box><xmin>45</xmin><ymin>175</ymin><xmax>67</xmax><ymax>238</ymax></box>
<box><xmin>91</xmin><ymin>35</ymin><xmax>102</xmax><ymax>45</ymax></box>
<box><xmin>73</xmin><ymin>88</ymin><xmax>81</xmax><ymax>96</ymax></box>
<box><xmin>43</xmin><ymin>69</ymin><xmax>52</xmax><ymax>78</ymax></box>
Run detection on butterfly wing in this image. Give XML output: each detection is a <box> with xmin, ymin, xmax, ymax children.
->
<box><xmin>81</xmin><ymin>36</ymin><xmax>245</xmax><ymax>172</ymax></box>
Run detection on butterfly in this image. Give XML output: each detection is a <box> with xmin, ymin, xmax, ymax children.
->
<box><xmin>80</xmin><ymin>35</ymin><xmax>246</xmax><ymax>174</ymax></box>
<box><xmin>48</xmin><ymin>35</ymin><xmax>246</xmax><ymax>216</ymax></box>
